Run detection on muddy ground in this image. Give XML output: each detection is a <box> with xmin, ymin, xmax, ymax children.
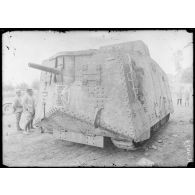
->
<box><xmin>3</xmin><ymin>98</ymin><xmax>193</xmax><ymax>167</ymax></box>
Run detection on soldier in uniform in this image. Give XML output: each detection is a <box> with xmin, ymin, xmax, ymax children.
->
<box><xmin>21</xmin><ymin>89</ymin><xmax>35</xmax><ymax>133</ymax></box>
<box><xmin>177</xmin><ymin>88</ymin><xmax>183</xmax><ymax>106</ymax></box>
<box><xmin>184</xmin><ymin>89</ymin><xmax>190</xmax><ymax>106</ymax></box>
<box><xmin>12</xmin><ymin>89</ymin><xmax>23</xmax><ymax>131</ymax></box>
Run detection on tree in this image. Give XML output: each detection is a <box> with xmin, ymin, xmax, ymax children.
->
<box><xmin>3</xmin><ymin>83</ymin><xmax>14</xmax><ymax>91</ymax></box>
<box><xmin>180</xmin><ymin>66</ymin><xmax>193</xmax><ymax>84</ymax></box>
<box><xmin>16</xmin><ymin>82</ymin><xmax>29</xmax><ymax>90</ymax></box>
<box><xmin>173</xmin><ymin>50</ymin><xmax>183</xmax><ymax>73</ymax></box>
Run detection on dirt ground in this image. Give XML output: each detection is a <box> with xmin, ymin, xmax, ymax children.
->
<box><xmin>3</xmin><ymin>97</ymin><xmax>193</xmax><ymax>167</ymax></box>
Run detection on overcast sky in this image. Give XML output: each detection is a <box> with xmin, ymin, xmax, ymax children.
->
<box><xmin>3</xmin><ymin>30</ymin><xmax>192</xmax><ymax>86</ymax></box>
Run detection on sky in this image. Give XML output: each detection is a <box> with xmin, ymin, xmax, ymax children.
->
<box><xmin>3</xmin><ymin>30</ymin><xmax>193</xmax><ymax>86</ymax></box>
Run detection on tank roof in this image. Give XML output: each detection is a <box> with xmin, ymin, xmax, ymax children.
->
<box><xmin>49</xmin><ymin>40</ymin><xmax>150</xmax><ymax>60</ymax></box>
<box><xmin>49</xmin><ymin>49</ymin><xmax>97</xmax><ymax>59</ymax></box>
<box><xmin>100</xmin><ymin>40</ymin><xmax>150</xmax><ymax>56</ymax></box>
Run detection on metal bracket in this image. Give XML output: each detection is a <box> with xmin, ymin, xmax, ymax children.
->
<box><xmin>94</xmin><ymin>108</ymin><xmax>103</xmax><ymax>128</ymax></box>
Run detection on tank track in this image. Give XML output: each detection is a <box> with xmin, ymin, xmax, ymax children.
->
<box><xmin>111</xmin><ymin>113</ymin><xmax>170</xmax><ymax>150</ymax></box>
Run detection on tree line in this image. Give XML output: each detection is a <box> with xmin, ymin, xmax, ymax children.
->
<box><xmin>3</xmin><ymin>80</ymin><xmax>40</xmax><ymax>92</ymax></box>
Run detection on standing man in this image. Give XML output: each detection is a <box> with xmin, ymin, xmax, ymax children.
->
<box><xmin>22</xmin><ymin>89</ymin><xmax>35</xmax><ymax>130</ymax></box>
<box><xmin>13</xmin><ymin>89</ymin><xmax>23</xmax><ymax>131</ymax></box>
<box><xmin>184</xmin><ymin>89</ymin><xmax>190</xmax><ymax>106</ymax></box>
<box><xmin>177</xmin><ymin>88</ymin><xmax>183</xmax><ymax>106</ymax></box>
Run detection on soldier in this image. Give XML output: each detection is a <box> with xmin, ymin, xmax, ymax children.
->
<box><xmin>177</xmin><ymin>88</ymin><xmax>183</xmax><ymax>106</ymax></box>
<box><xmin>12</xmin><ymin>89</ymin><xmax>23</xmax><ymax>131</ymax></box>
<box><xmin>22</xmin><ymin>89</ymin><xmax>35</xmax><ymax>132</ymax></box>
<box><xmin>184</xmin><ymin>89</ymin><xmax>190</xmax><ymax>106</ymax></box>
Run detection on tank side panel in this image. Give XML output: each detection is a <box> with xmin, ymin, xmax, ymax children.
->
<box><xmin>132</xmin><ymin>55</ymin><xmax>156</xmax><ymax>139</ymax></box>
<box><xmin>63</xmin><ymin>56</ymin><xmax>75</xmax><ymax>84</ymax></box>
<box><xmin>149</xmin><ymin>59</ymin><xmax>174</xmax><ymax>122</ymax></box>
<box><xmin>99</xmin><ymin>53</ymin><xmax>135</xmax><ymax>138</ymax></box>
<box><xmin>119</xmin><ymin>53</ymin><xmax>151</xmax><ymax>141</ymax></box>
<box><xmin>134</xmin><ymin>56</ymin><xmax>164</xmax><ymax>127</ymax></box>
<box><xmin>69</xmin><ymin>55</ymin><xmax>97</xmax><ymax>120</ymax></box>
<box><xmin>71</xmin><ymin>52</ymin><xmax>136</xmax><ymax>139</ymax></box>
<box><xmin>135</xmin><ymin>56</ymin><xmax>174</xmax><ymax>128</ymax></box>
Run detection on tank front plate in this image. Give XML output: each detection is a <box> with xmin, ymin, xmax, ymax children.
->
<box><xmin>54</xmin><ymin>130</ymin><xmax>104</xmax><ymax>148</ymax></box>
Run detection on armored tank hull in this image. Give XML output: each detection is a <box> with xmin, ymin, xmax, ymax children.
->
<box><xmin>30</xmin><ymin>40</ymin><xmax>174</xmax><ymax>150</ymax></box>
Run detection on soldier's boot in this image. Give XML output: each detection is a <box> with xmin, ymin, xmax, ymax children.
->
<box><xmin>30</xmin><ymin>120</ymin><xmax>35</xmax><ymax>129</ymax></box>
<box><xmin>16</xmin><ymin>123</ymin><xmax>22</xmax><ymax>131</ymax></box>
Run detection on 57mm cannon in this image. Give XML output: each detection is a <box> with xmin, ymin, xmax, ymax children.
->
<box><xmin>28</xmin><ymin>63</ymin><xmax>61</xmax><ymax>75</ymax></box>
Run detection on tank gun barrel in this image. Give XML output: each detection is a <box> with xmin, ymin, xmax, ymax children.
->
<box><xmin>28</xmin><ymin>63</ymin><xmax>61</xmax><ymax>75</ymax></box>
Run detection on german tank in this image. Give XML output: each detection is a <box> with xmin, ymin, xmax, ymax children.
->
<box><xmin>29</xmin><ymin>40</ymin><xmax>174</xmax><ymax>150</ymax></box>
